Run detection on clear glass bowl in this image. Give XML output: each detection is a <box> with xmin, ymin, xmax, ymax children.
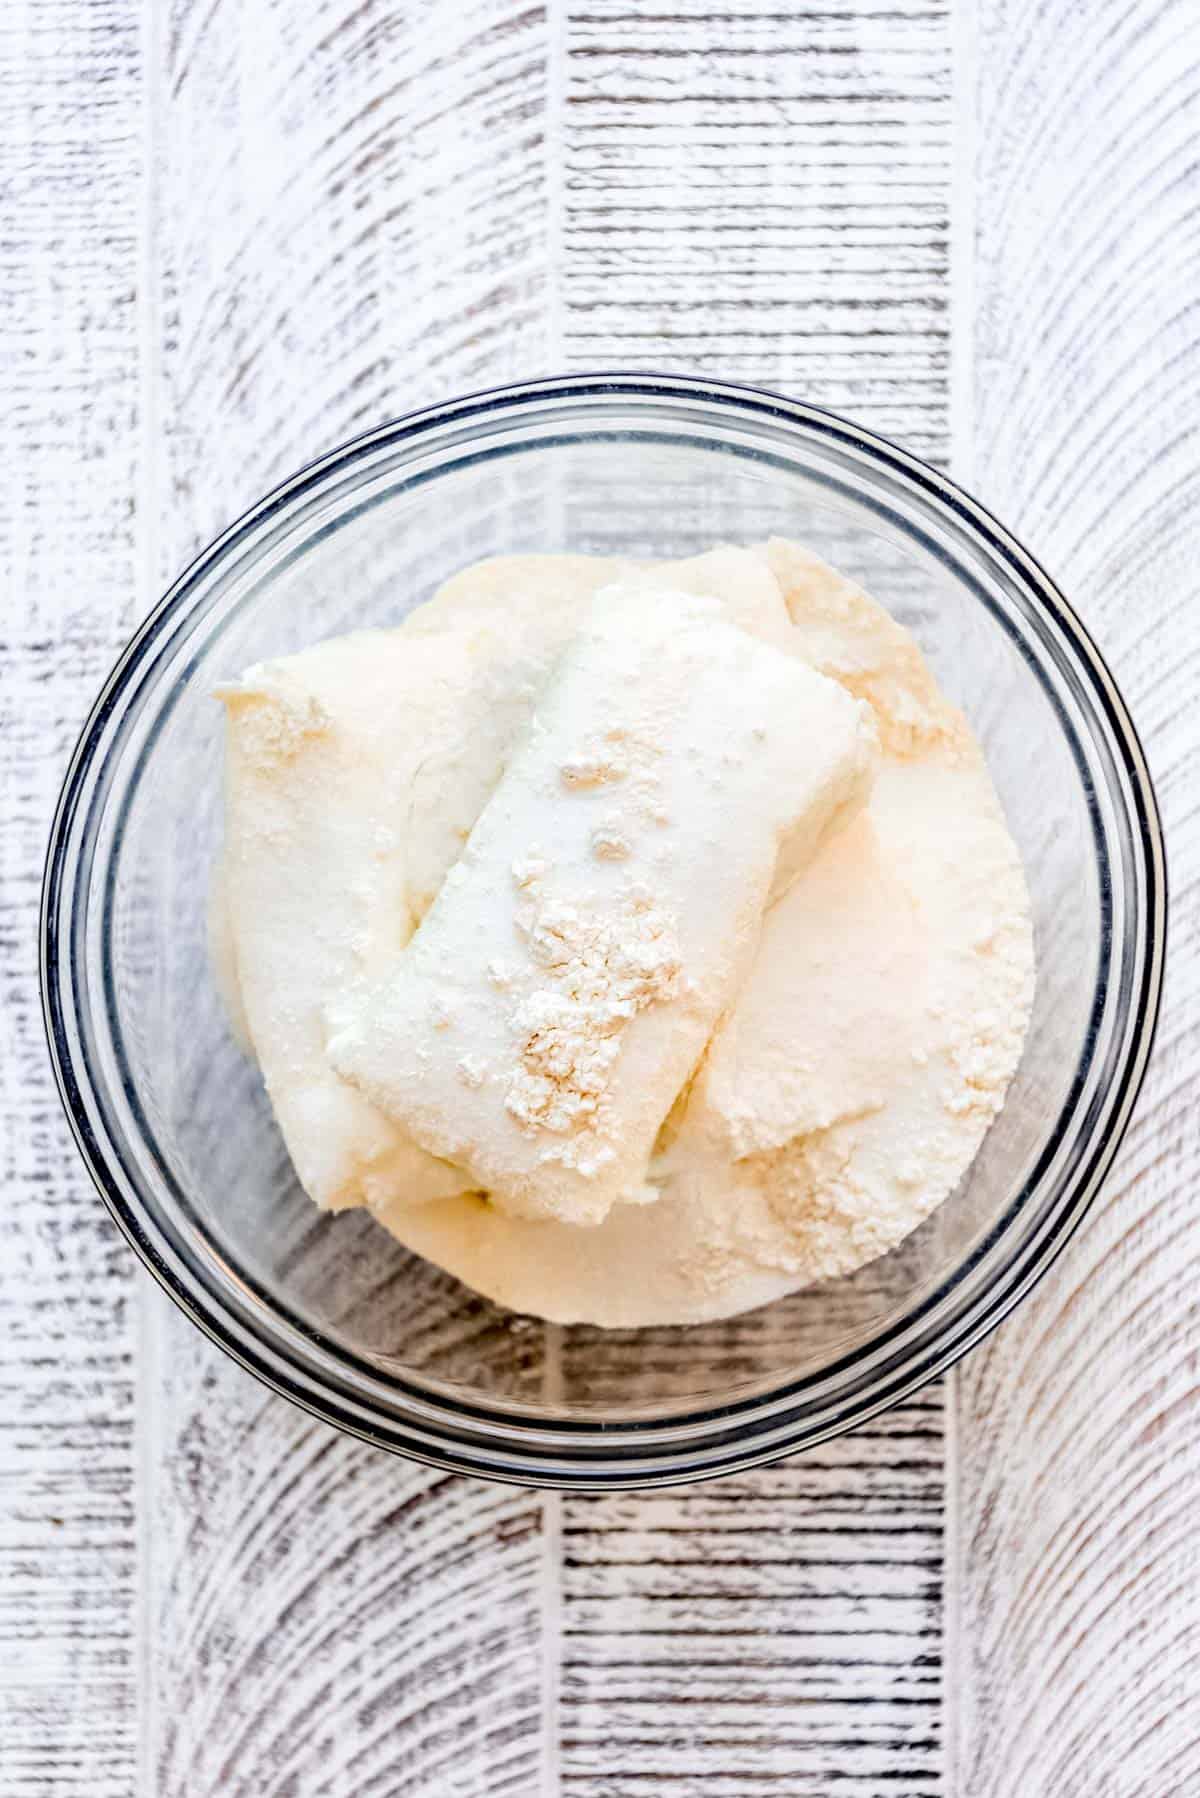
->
<box><xmin>41</xmin><ymin>376</ymin><xmax>1165</xmax><ymax>1488</ymax></box>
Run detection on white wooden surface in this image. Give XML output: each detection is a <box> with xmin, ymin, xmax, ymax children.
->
<box><xmin>1</xmin><ymin>2</ymin><xmax>1196</xmax><ymax>1794</ymax></box>
<box><xmin>951</xmin><ymin>4</ymin><xmax>1200</xmax><ymax>1792</ymax></box>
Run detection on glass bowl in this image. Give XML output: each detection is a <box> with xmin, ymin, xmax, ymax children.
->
<box><xmin>41</xmin><ymin>375</ymin><xmax>1164</xmax><ymax>1489</ymax></box>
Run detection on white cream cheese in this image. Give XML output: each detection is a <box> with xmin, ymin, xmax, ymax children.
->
<box><xmin>214</xmin><ymin>541</ymin><xmax>1034</xmax><ymax>1325</ymax></box>
<box><xmin>329</xmin><ymin>585</ymin><xmax>875</xmax><ymax>1227</ymax></box>
<box><xmin>214</xmin><ymin>546</ymin><xmax>812</xmax><ymax>1223</ymax></box>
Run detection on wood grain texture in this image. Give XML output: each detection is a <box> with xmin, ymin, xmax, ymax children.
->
<box><xmin>142</xmin><ymin>1310</ymin><xmax>546</xmax><ymax>1796</ymax></box>
<box><xmin>559</xmin><ymin>0</ymin><xmax>953</xmax><ymax>462</ymax></box>
<box><xmin>561</xmin><ymin>1396</ymin><xmax>944</xmax><ymax>1797</ymax></box>
<box><xmin>154</xmin><ymin>0</ymin><xmax>554</xmax><ymax>574</ymax></box>
<box><xmin>140</xmin><ymin>2</ymin><xmax>555</xmax><ymax>1793</ymax></box>
<box><xmin>952</xmin><ymin>1</ymin><xmax>1200</xmax><ymax>1792</ymax></box>
<box><xmin>0</xmin><ymin>4</ymin><xmax>143</xmax><ymax>1792</ymax></box>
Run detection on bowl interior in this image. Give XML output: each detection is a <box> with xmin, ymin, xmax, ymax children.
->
<box><xmin>89</xmin><ymin>419</ymin><xmax>1108</xmax><ymax>1424</ymax></box>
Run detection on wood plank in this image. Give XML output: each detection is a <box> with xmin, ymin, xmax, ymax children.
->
<box><xmin>561</xmin><ymin>1401</ymin><xmax>943</xmax><ymax>1797</ymax></box>
<box><xmin>951</xmin><ymin>2</ymin><xmax>1200</xmax><ymax>1792</ymax></box>
<box><xmin>554</xmin><ymin>6</ymin><xmax>953</xmax><ymax>1790</ymax></box>
<box><xmin>143</xmin><ymin>1314</ymin><xmax>547</xmax><ymax>1796</ymax></box>
<box><xmin>142</xmin><ymin>2</ymin><xmax>556</xmax><ymax>1792</ymax></box>
<box><xmin>0</xmin><ymin>4</ymin><xmax>144</xmax><ymax>1793</ymax></box>
<box><xmin>153</xmin><ymin>0</ymin><xmax>555</xmax><ymax>574</ymax></box>
<box><xmin>559</xmin><ymin>0</ymin><xmax>953</xmax><ymax>463</ymax></box>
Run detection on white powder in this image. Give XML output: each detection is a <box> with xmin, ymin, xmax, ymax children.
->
<box><xmin>559</xmin><ymin>741</ymin><xmax>630</xmax><ymax>788</ymax></box>
<box><xmin>589</xmin><ymin>816</ymin><xmax>632</xmax><ymax>861</ymax></box>
<box><xmin>505</xmin><ymin>875</ymin><xmax>683</xmax><ymax>1152</ymax></box>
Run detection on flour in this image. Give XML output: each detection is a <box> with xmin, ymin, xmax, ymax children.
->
<box><xmin>505</xmin><ymin>875</ymin><xmax>683</xmax><ymax>1152</ymax></box>
<box><xmin>589</xmin><ymin>817</ymin><xmax>632</xmax><ymax>860</ymax></box>
<box><xmin>559</xmin><ymin>742</ymin><xmax>630</xmax><ymax>788</ymax></box>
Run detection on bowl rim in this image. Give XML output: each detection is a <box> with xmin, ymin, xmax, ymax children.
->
<box><xmin>40</xmin><ymin>371</ymin><xmax>1167</xmax><ymax>1488</ymax></box>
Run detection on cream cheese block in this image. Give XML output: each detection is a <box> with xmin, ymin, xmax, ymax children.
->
<box><xmin>329</xmin><ymin>585</ymin><xmax>875</xmax><ymax>1227</ymax></box>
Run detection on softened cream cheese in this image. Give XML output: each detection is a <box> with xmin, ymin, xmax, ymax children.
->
<box><xmin>213</xmin><ymin>542</ymin><xmax>1034</xmax><ymax>1326</ymax></box>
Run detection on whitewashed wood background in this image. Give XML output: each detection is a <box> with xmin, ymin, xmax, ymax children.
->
<box><xmin>2</xmin><ymin>1</ymin><xmax>1197</xmax><ymax>1793</ymax></box>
